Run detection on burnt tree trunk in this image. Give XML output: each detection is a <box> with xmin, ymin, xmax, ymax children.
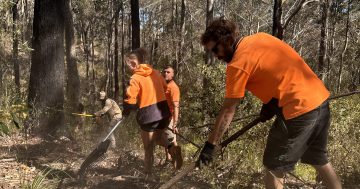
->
<box><xmin>12</xmin><ymin>0</ymin><xmax>20</xmax><ymax>96</ymax></box>
<box><xmin>272</xmin><ymin>0</ymin><xmax>283</xmax><ymax>39</ymax></box>
<box><xmin>28</xmin><ymin>0</ymin><xmax>66</xmax><ymax>137</ymax></box>
<box><xmin>130</xmin><ymin>0</ymin><xmax>140</xmax><ymax>49</ymax></box>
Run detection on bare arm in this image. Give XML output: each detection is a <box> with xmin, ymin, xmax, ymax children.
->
<box><xmin>95</xmin><ymin>99</ymin><xmax>112</xmax><ymax>116</ymax></box>
<box><xmin>208</xmin><ymin>98</ymin><xmax>241</xmax><ymax>144</ymax></box>
<box><xmin>173</xmin><ymin>101</ymin><xmax>180</xmax><ymax>131</ymax></box>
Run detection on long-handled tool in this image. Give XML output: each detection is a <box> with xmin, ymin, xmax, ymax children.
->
<box><xmin>46</xmin><ymin>107</ymin><xmax>95</xmax><ymax>117</ymax></box>
<box><xmin>159</xmin><ymin>117</ymin><xmax>263</xmax><ymax>189</ymax></box>
<box><xmin>158</xmin><ymin>91</ymin><xmax>360</xmax><ymax>189</ymax></box>
<box><xmin>78</xmin><ymin>118</ymin><xmax>124</xmax><ymax>180</ymax></box>
<box><xmin>166</xmin><ymin>127</ymin><xmax>201</xmax><ymax>149</ymax></box>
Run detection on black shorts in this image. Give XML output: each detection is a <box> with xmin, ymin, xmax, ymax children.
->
<box><xmin>139</xmin><ymin>118</ymin><xmax>170</xmax><ymax>132</ymax></box>
<box><xmin>263</xmin><ymin>100</ymin><xmax>330</xmax><ymax>172</ymax></box>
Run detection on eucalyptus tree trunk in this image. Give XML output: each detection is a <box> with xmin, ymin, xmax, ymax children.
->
<box><xmin>64</xmin><ymin>0</ymin><xmax>80</xmax><ymax>112</ymax></box>
<box><xmin>318</xmin><ymin>0</ymin><xmax>330</xmax><ymax>81</ymax></box>
<box><xmin>121</xmin><ymin>2</ymin><xmax>126</xmax><ymax>101</ymax></box>
<box><xmin>172</xmin><ymin>0</ymin><xmax>179</xmax><ymax>70</ymax></box>
<box><xmin>202</xmin><ymin>0</ymin><xmax>214</xmax><ymax>124</ymax></box>
<box><xmin>82</xmin><ymin>26</ymin><xmax>90</xmax><ymax>79</ymax></box>
<box><xmin>177</xmin><ymin>0</ymin><xmax>186</xmax><ymax>76</ymax></box>
<box><xmin>105</xmin><ymin>1</ymin><xmax>114</xmax><ymax>95</ymax></box>
<box><xmin>114</xmin><ymin>0</ymin><xmax>120</xmax><ymax>102</ymax></box>
<box><xmin>272</xmin><ymin>0</ymin><xmax>283</xmax><ymax>39</ymax></box>
<box><xmin>28</xmin><ymin>0</ymin><xmax>65</xmax><ymax>137</ymax></box>
<box><xmin>12</xmin><ymin>0</ymin><xmax>20</xmax><ymax>96</ymax></box>
<box><xmin>130</xmin><ymin>0</ymin><xmax>140</xmax><ymax>49</ymax></box>
<box><xmin>205</xmin><ymin>0</ymin><xmax>214</xmax><ymax>65</ymax></box>
<box><xmin>337</xmin><ymin>0</ymin><xmax>351</xmax><ymax>92</ymax></box>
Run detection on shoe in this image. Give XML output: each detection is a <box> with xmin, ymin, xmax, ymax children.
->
<box><xmin>169</xmin><ymin>146</ymin><xmax>183</xmax><ymax>170</ymax></box>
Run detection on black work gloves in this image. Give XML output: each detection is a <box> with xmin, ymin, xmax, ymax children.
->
<box><xmin>260</xmin><ymin>98</ymin><xmax>279</xmax><ymax>122</ymax></box>
<box><xmin>196</xmin><ymin>141</ymin><xmax>216</xmax><ymax>168</ymax></box>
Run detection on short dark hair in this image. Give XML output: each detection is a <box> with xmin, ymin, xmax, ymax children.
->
<box><xmin>163</xmin><ymin>65</ymin><xmax>174</xmax><ymax>70</ymax></box>
<box><xmin>127</xmin><ymin>47</ymin><xmax>148</xmax><ymax>63</ymax></box>
<box><xmin>201</xmin><ymin>18</ymin><xmax>240</xmax><ymax>45</ymax></box>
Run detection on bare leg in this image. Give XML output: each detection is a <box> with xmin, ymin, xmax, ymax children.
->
<box><xmin>140</xmin><ymin>130</ymin><xmax>155</xmax><ymax>174</ymax></box>
<box><xmin>312</xmin><ymin>163</ymin><xmax>342</xmax><ymax>189</ymax></box>
<box><xmin>264</xmin><ymin>169</ymin><xmax>285</xmax><ymax>189</ymax></box>
<box><xmin>164</xmin><ymin>148</ymin><xmax>172</xmax><ymax>162</ymax></box>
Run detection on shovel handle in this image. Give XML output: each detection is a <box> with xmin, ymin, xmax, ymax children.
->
<box><xmin>158</xmin><ymin>117</ymin><xmax>262</xmax><ymax>189</ymax></box>
<box><xmin>158</xmin><ymin>162</ymin><xmax>197</xmax><ymax>189</ymax></box>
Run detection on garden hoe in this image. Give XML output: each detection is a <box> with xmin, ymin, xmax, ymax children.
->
<box><xmin>78</xmin><ymin>118</ymin><xmax>124</xmax><ymax>180</ymax></box>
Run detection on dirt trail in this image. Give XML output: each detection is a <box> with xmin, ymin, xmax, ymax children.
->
<box><xmin>0</xmin><ymin>133</ymin><xmax>211</xmax><ymax>189</ymax></box>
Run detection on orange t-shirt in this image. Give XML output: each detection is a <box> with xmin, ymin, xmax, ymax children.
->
<box><xmin>165</xmin><ymin>80</ymin><xmax>180</xmax><ymax>114</ymax></box>
<box><xmin>225</xmin><ymin>32</ymin><xmax>330</xmax><ymax>119</ymax></box>
<box><xmin>125</xmin><ymin>64</ymin><xmax>168</xmax><ymax>108</ymax></box>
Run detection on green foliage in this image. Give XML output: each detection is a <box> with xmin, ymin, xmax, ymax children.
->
<box><xmin>21</xmin><ymin>168</ymin><xmax>57</xmax><ymax>189</ymax></box>
<box><xmin>294</xmin><ymin>164</ymin><xmax>316</xmax><ymax>181</ymax></box>
<box><xmin>0</xmin><ymin>103</ymin><xmax>29</xmax><ymax>135</ymax></box>
<box><xmin>0</xmin><ymin>121</ymin><xmax>10</xmax><ymax>136</ymax></box>
<box><xmin>327</xmin><ymin>95</ymin><xmax>360</xmax><ymax>185</ymax></box>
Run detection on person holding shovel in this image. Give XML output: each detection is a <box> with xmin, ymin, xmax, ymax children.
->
<box><xmin>94</xmin><ymin>91</ymin><xmax>122</xmax><ymax>148</ymax></box>
<box><xmin>122</xmin><ymin>48</ymin><xmax>183</xmax><ymax>175</ymax></box>
<box><xmin>197</xmin><ymin>18</ymin><xmax>342</xmax><ymax>189</ymax></box>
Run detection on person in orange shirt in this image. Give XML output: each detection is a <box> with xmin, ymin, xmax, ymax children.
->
<box><xmin>162</xmin><ymin>65</ymin><xmax>181</xmax><ymax>164</ymax></box>
<box><xmin>122</xmin><ymin>48</ymin><xmax>182</xmax><ymax>175</ymax></box>
<box><xmin>197</xmin><ymin>19</ymin><xmax>342</xmax><ymax>189</ymax></box>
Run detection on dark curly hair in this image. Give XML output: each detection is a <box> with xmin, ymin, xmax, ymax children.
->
<box><xmin>201</xmin><ymin>18</ymin><xmax>240</xmax><ymax>45</ymax></box>
<box><xmin>127</xmin><ymin>47</ymin><xmax>148</xmax><ymax>63</ymax></box>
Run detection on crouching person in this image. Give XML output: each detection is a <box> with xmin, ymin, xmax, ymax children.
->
<box><xmin>94</xmin><ymin>91</ymin><xmax>122</xmax><ymax>148</ymax></box>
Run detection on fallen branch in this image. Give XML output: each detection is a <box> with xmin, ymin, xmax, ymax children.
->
<box><xmin>189</xmin><ymin>114</ymin><xmax>258</xmax><ymax>130</ymax></box>
<box><xmin>0</xmin><ymin>158</ymin><xmax>16</xmax><ymax>162</ymax></box>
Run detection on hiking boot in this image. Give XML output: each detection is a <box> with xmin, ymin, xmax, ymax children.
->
<box><xmin>169</xmin><ymin>145</ymin><xmax>183</xmax><ymax>170</ymax></box>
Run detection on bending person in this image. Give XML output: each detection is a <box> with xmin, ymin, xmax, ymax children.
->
<box><xmin>94</xmin><ymin>91</ymin><xmax>122</xmax><ymax>148</ymax></box>
<box><xmin>197</xmin><ymin>19</ymin><xmax>342</xmax><ymax>189</ymax></box>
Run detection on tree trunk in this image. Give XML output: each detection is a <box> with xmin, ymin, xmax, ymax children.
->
<box><xmin>105</xmin><ymin>13</ymin><xmax>114</xmax><ymax>95</ymax></box>
<box><xmin>205</xmin><ymin>0</ymin><xmax>214</xmax><ymax>65</ymax></box>
<box><xmin>83</xmin><ymin>27</ymin><xmax>90</xmax><ymax>79</ymax></box>
<box><xmin>64</xmin><ymin>0</ymin><xmax>80</xmax><ymax>112</ymax></box>
<box><xmin>337</xmin><ymin>0</ymin><xmax>351</xmax><ymax>92</ymax></box>
<box><xmin>130</xmin><ymin>0</ymin><xmax>140</xmax><ymax>49</ymax></box>
<box><xmin>172</xmin><ymin>0</ymin><xmax>179</xmax><ymax>70</ymax></box>
<box><xmin>318</xmin><ymin>0</ymin><xmax>330</xmax><ymax>81</ymax></box>
<box><xmin>121</xmin><ymin>2</ymin><xmax>126</xmax><ymax>102</ymax></box>
<box><xmin>177</xmin><ymin>0</ymin><xmax>186</xmax><ymax>77</ymax></box>
<box><xmin>12</xmin><ymin>0</ymin><xmax>21</xmax><ymax>97</ymax></box>
<box><xmin>272</xmin><ymin>0</ymin><xmax>283</xmax><ymax>39</ymax></box>
<box><xmin>202</xmin><ymin>0</ymin><xmax>214</xmax><ymax>124</ymax></box>
<box><xmin>114</xmin><ymin>0</ymin><xmax>120</xmax><ymax>102</ymax></box>
<box><xmin>28</xmin><ymin>0</ymin><xmax>65</xmax><ymax>138</ymax></box>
